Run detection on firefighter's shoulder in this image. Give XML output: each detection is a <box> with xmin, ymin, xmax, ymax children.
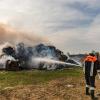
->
<box><xmin>84</xmin><ymin>55</ymin><xmax>97</xmax><ymax>62</ymax></box>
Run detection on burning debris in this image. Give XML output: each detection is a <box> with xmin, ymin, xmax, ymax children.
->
<box><xmin>0</xmin><ymin>43</ymin><xmax>80</xmax><ymax>71</ymax></box>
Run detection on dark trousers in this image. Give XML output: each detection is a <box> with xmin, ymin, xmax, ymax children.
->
<box><xmin>85</xmin><ymin>74</ymin><xmax>95</xmax><ymax>88</ymax></box>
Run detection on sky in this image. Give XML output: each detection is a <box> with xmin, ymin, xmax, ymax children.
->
<box><xmin>0</xmin><ymin>0</ymin><xmax>100</xmax><ymax>54</ymax></box>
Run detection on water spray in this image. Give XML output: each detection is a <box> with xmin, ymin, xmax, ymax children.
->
<box><xmin>32</xmin><ymin>57</ymin><xmax>80</xmax><ymax>67</ymax></box>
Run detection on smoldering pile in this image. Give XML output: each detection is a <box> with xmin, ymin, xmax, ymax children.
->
<box><xmin>0</xmin><ymin>43</ymin><xmax>80</xmax><ymax>71</ymax></box>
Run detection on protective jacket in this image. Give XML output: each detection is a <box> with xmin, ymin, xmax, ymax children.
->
<box><xmin>84</xmin><ymin>55</ymin><xmax>98</xmax><ymax>76</ymax></box>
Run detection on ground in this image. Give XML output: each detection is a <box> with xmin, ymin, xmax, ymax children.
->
<box><xmin>0</xmin><ymin>68</ymin><xmax>100</xmax><ymax>100</ymax></box>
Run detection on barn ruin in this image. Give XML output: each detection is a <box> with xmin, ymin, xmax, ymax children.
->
<box><xmin>0</xmin><ymin>43</ymin><xmax>80</xmax><ymax>71</ymax></box>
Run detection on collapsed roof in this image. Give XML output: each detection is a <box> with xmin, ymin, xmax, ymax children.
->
<box><xmin>0</xmin><ymin>43</ymin><xmax>80</xmax><ymax>70</ymax></box>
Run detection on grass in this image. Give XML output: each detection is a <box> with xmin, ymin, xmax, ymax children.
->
<box><xmin>0</xmin><ymin>68</ymin><xmax>83</xmax><ymax>89</ymax></box>
<box><xmin>0</xmin><ymin>68</ymin><xmax>90</xmax><ymax>100</ymax></box>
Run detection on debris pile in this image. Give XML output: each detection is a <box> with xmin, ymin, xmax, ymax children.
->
<box><xmin>0</xmin><ymin>43</ymin><xmax>80</xmax><ymax>70</ymax></box>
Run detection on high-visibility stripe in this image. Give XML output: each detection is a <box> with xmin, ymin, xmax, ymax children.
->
<box><xmin>90</xmin><ymin>62</ymin><xmax>94</xmax><ymax>76</ymax></box>
<box><xmin>86</xmin><ymin>84</ymin><xmax>90</xmax><ymax>88</ymax></box>
<box><xmin>90</xmin><ymin>87</ymin><xmax>95</xmax><ymax>90</ymax></box>
<box><xmin>83</xmin><ymin>61</ymin><xmax>85</xmax><ymax>73</ymax></box>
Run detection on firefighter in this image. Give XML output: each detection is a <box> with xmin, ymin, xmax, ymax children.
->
<box><xmin>83</xmin><ymin>52</ymin><xmax>99</xmax><ymax>100</ymax></box>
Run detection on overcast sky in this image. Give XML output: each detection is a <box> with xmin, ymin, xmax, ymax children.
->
<box><xmin>0</xmin><ymin>0</ymin><xmax>100</xmax><ymax>54</ymax></box>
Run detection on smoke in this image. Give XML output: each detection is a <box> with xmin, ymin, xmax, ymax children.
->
<box><xmin>15</xmin><ymin>43</ymin><xmax>80</xmax><ymax>70</ymax></box>
<box><xmin>0</xmin><ymin>42</ymin><xmax>80</xmax><ymax>70</ymax></box>
<box><xmin>0</xmin><ymin>23</ymin><xmax>48</xmax><ymax>46</ymax></box>
<box><xmin>0</xmin><ymin>23</ymin><xmax>80</xmax><ymax>70</ymax></box>
<box><xmin>0</xmin><ymin>42</ymin><xmax>71</xmax><ymax>70</ymax></box>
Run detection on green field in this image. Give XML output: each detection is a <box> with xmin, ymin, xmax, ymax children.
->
<box><xmin>1</xmin><ymin>68</ymin><xmax>99</xmax><ymax>100</ymax></box>
<box><xmin>0</xmin><ymin>68</ymin><xmax>82</xmax><ymax>89</ymax></box>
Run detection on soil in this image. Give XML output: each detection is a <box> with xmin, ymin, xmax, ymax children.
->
<box><xmin>0</xmin><ymin>77</ymin><xmax>100</xmax><ymax>100</ymax></box>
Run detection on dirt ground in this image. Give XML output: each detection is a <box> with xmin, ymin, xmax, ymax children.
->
<box><xmin>0</xmin><ymin>76</ymin><xmax>100</xmax><ymax>100</ymax></box>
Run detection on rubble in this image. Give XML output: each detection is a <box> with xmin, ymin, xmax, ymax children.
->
<box><xmin>0</xmin><ymin>43</ymin><xmax>80</xmax><ymax>71</ymax></box>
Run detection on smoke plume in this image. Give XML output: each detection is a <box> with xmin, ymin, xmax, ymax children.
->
<box><xmin>0</xmin><ymin>23</ymin><xmax>48</xmax><ymax>46</ymax></box>
<box><xmin>0</xmin><ymin>23</ymin><xmax>80</xmax><ymax>70</ymax></box>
